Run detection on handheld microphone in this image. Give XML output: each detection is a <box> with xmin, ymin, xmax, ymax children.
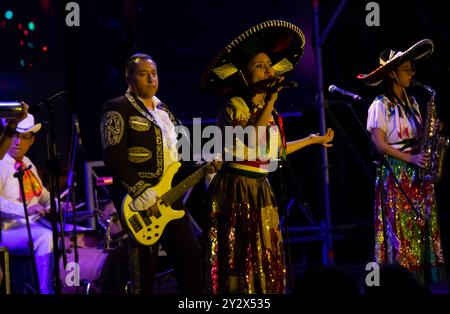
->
<box><xmin>328</xmin><ymin>85</ymin><xmax>362</xmax><ymax>101</ymax></box>
<box><xmin>278</xmin><ymin>81</ymin><xmax>299</xmax><ymax>89</ymax></box>
<box><xmin>264</xmin><ymin>80</ymin><xmax>299</xmax><ymax>93</ymax></box>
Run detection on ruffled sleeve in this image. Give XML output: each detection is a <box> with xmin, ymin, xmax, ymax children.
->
<box><xmin>367</xmin><ymin>96</ymin><xmax>388</xmax><ymax>134</ymax></box>
<box><xmin>218</xmin><ymin>96</ymin><xmax>251</xmax><ymax>127</ymax></box>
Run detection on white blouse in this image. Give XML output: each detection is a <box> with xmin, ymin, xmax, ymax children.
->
<box><xmin>367</xmin><ymin>95</ymin><xmax>422</xmax><ymax>152</ymax></box>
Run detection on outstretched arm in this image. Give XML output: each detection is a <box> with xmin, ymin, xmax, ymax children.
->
<box><xmin>286</xmin><ymin>128</ymin><xmax>334</xmax><ymax>155</ymax></box>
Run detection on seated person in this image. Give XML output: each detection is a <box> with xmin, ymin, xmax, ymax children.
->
<box><xmin>0</xmin><ymin>113</ymin><xmax>54</xmax><ymax>294</ymax></box>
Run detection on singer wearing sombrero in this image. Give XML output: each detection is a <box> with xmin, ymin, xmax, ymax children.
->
<box><xmin>201</xmin><ymin>20</ymin><xmax>334</xmax><ymax>294</ymax></box>
<box><xmin>359</xmin><ymin>39</ymin><xmax>446</xmax><ymax>284</ymax></box>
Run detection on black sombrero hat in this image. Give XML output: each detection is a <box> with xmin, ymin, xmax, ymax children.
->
<box><xmin>201</xmin><ymin>20</ymin><xmax>306</xmax><ymax>95</ymax></box>
<box><xmin>357</xmin><ymin>39</ymin><xmax>434</xmax><ymax>86</ymax></box>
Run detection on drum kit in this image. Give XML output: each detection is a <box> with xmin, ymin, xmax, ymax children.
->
<box><xmin>58</xmin><ymin>174</ymin><xmax>129</xmax><ymax>294</ymax></box>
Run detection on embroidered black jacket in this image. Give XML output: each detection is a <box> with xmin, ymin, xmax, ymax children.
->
<box><xmin>100</xmin><ymin>94</ymin><xmax>180</xmax><ymax>199</ymax></box>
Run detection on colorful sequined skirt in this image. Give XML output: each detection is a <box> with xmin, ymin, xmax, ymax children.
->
<box><xmin>374</xmin><ymin>156</ymin><xmax>446</xmax><ymax>283</ymax></box>
<box><xmin>203</xmin><ymin>168</ymin><xmax>286</xmax><ymax>294</ymax></box>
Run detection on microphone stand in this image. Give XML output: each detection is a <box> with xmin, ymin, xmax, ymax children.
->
<box><xmin>276</xmin><ymin>157</ymin><xmax>293</xmax><ymax>292</ymax></box>
<box><xmin>343</xmin><ymin>97</ymin><xmax>421</xmax><ymax>265</ymax></box>
<box><xmin>14</xmin><ymin>165</ymin><xmax>40</xmax><ymax>293</ymax></box>
<box><xmin>41</xmin><ymin>93</ymin><xmax>67</xmax><ymax>294</ymax></box>
<box><xmin>64</xmin><ymin>112</ymin><xmax>81</xmax><ymax>293</ymax></box>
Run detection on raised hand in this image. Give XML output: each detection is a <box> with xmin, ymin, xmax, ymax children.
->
<box><xmin>16</xmin><ymin>102</ymin><xmax>29</xmax><ymax>123</ymax></box>
<box><xmin>309</xmin><ymin>128</ymin><xmax>334</xmax><ymax>147</ymax></box>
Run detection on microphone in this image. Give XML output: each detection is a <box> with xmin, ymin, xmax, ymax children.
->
<box><xmin>328</xmin><ymin>85</ymin><xmax>362</xmax><ymax>101</ymax></box>
<box><xmin>74</xmin><ymin>114</ymin><xmax>83</xmax><ymax>146</ymax></box>
<box><xmin>410</xmin><ymin>80</ymin><xmax>422</xmax><ymax>88</ymax></box>
<box><xmin>29</xmin><ymin>91</ymin><xmax>67</xmax><ymax>114</ymax></box>
<box><xmin>263</xmin><ymin>80</ymin><xmax>299</xmax><ymax>93</ymax></box>
<box><xmin>278</xmin><ymin>80</ymin><xmax>299</xmax><ymax>89</ymax></box>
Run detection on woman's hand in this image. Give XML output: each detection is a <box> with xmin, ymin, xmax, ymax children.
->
<box><xmin>409</xmin><ymin>152</ymin><xmax>429</xmax><ymax>168</ymax></box>
<box><xmin>264</xmin><ymin>76</ymin><xmax>286</xmax><ymax>104</ymax></box>
<box><xmin>309</xmin><ymin>128</ymin><xmax>334</xmax><ymax>147</ymax></box>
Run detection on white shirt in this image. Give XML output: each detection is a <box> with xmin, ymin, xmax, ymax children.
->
<box><xmin>138</xmin><ymin>95</ymin><xmax>179</xmax><ymax>169</ymax></box>
<box><xmin>367</xmin><ymin>95</ymin><xmax>422</xmax><ymax>152</ymax></box>
<box><xmin>0</xmin><ymin>153</ymin><xmax>50</xmax><ymax>218</ymax></box>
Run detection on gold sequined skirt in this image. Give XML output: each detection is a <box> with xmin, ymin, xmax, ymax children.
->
<box><xmin>203</xmin><ymin>169</ymin><xmax>286</xmax><ymax>294</ymax></box>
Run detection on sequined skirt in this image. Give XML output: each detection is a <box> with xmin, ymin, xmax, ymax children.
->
<box><xmin>203</xmin><ymin>169</ymin><xmax>286</xmax><ymax>294</ymax></box>
<box><xmin>374</xmin><ymin>157</ymin><xmax>446</xmax><ymax>283</ymax></box>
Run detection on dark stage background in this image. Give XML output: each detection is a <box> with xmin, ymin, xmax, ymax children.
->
<box><xmin>1</xmin><ymin>0</ymin><xmax>448</xmax><ymax>284</ymax></box>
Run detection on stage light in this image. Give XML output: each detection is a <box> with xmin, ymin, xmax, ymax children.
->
<box><xmin>5</xmin><ymin>10</ymin><xmax>14</xmax><ymax>20</ymax></box>
<box><xmin>42</xmin><ymin>45</ymin><xmax>48</xmax><ymax>52</ymax></box>
<box><xmin>28</xmin><ymin>21</ymin><xmax>35</xmax><ymax>31</ymax></box>
<box><xmin>20</xmin><ymin>59</ymin><xmax>25</xmax><ymax>67</ymax></box>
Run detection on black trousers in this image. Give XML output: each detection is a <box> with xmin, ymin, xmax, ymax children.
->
<box><xmin>113</xmin><ymin>192</ymin><xmax>202</xmax><ymax>294</ymax></box>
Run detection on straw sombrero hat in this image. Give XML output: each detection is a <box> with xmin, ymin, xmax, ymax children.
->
<box><xmin>201</xmin><ymin>20</ymin><xmax>306</xmax><ymax>95</ymax></box>
<box><xmin>357</xmin><ymin>39</ymin><xmax>434</xmax><ymax>86</ymax></box>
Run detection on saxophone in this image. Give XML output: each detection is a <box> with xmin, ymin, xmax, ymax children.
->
<box><xmin>414</xmin><ymin>81</ymin><xmax>449</xmax><ymax>182</ymax></box>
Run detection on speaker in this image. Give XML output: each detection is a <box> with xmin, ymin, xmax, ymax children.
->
<box><xmin>0</xmin><ymin>246</ymin><xmax>11</xmax><ymax>294</ymax></box>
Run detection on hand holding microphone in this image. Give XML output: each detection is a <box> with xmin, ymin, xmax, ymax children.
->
<box><xmin>265</xmin><ymin>77</ymin><xmax>299</xmax><ymax>94</ymax></box>
<box><xmin>252</xmin><ymin>76</ymin><xmax>299</xmax><ymax>94</ymax></box>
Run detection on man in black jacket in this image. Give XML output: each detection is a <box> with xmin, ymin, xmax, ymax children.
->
<box><xmin>100</xmin><ymin>53</ymin><xmax>201</xmax><ymax>294</ymax></box>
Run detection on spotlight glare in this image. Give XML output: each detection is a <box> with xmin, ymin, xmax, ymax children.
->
<box><xmin>5</xmin><ymin>10</ymin><xmax>14</xmax><ymax>20</ymax></box>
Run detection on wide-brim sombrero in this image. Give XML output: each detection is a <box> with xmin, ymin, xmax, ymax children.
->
<box><xmin>357</xmin><ymin>39</ymin><xmax>434</xmax><ymax>86</ymax></box>
<box><xmin>201</xmin><ymin>20</ymin><xmax>306</xmax><ymax>95</ymax></box>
